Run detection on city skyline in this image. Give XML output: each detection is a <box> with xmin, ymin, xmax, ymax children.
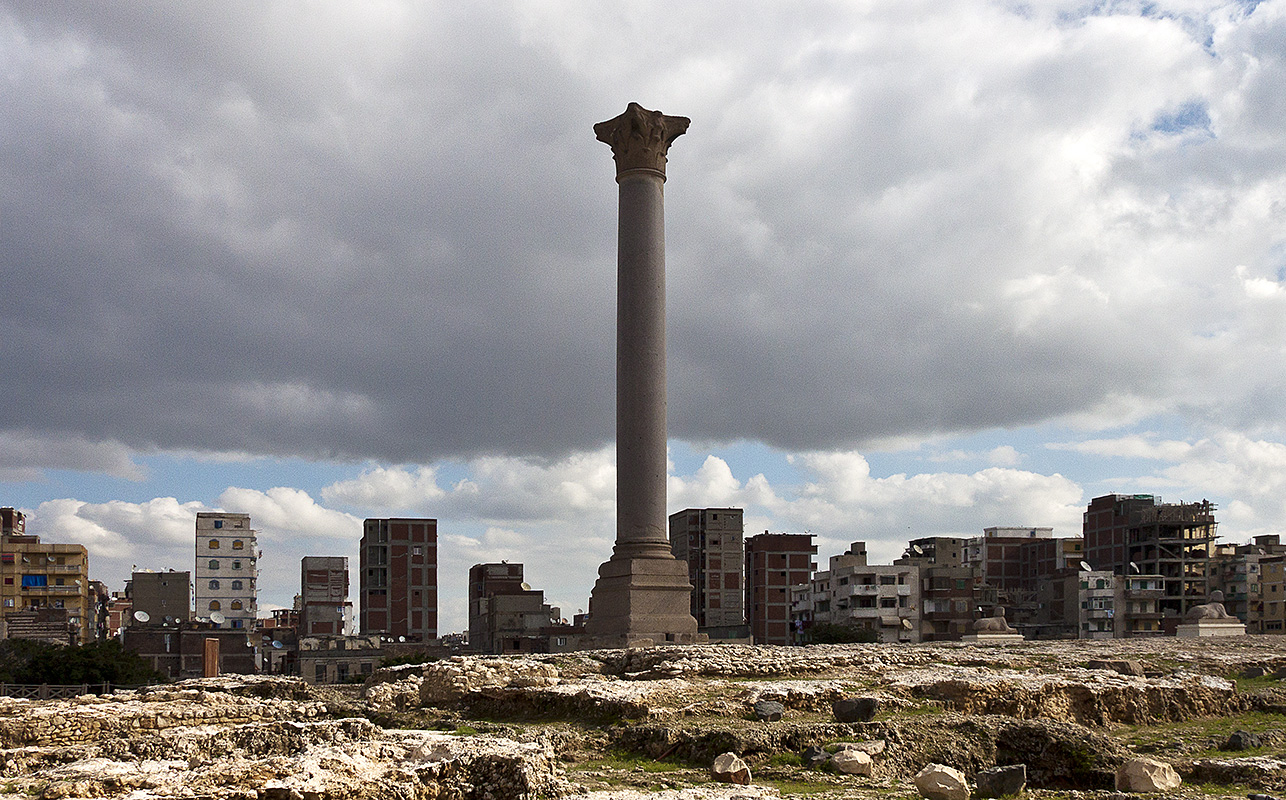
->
<box><xmin>4</xmin><ymin>2</ymin><xmax>1286</xmax><ymax>633</ymax></box>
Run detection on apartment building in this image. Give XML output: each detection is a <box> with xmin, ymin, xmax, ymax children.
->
<box><xmin>1083</xmin><ymin>494</ymin><xmax>1217</xmax><ymax>622</ymax></box>
<box><xmin>359</xmin><ymin>518</ymin><xmax>437</xmax><ymax>642</ymax></box>
<box><xmin>128</xmin><ymin>570</ymin><xmax>191</xmax><ymax>626</ymax></box>
<box><xmin>810</xmin><ymin>542</ymin><xmax>920</xmax><ymax>643</ymax></box>
<box><xmin>300</xmin><ymin>557</ymin><xmax>352</xmax><ymax>637</ymax></box>
<box><xmin>0</xmin><ymin>508</ymin><xmax>92</xmax><ymax>644</ymax></box>
<box><xmin>468</xmin><ymin>562</ymin><xmax>559</xmax><ymax>654</ymax></box>
<box><xmin>669</xmin><ymin>508</ymin><xmax>746</xmax><ymax>636</ymax></box>
<box><xmin>194</xmin><ymin>512</ymin><xmax>258</xmax><ymax>630</ymax></box>
<box><xmin>745</xmin><ymin>532</ymin><xmax>816</xmax><ymax>644</ymax></box>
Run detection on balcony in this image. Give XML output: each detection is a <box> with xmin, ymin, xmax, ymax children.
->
<box><xmin>849</xmin><ymin>585</ymin><xmax>879</xmax><ymax>595</ymax></box>
<box><xmin>1124</xmin><ymin>587</ymin><xmax>1164</xmax><ymax>599</ymax></box>
<box><xmin>21</xmin><ymin>585</ymin><xmax>83</xmax><ymax>595</ymax></box>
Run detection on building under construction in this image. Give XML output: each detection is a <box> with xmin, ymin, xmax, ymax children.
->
<box><xmin>1083</xmin><ymin>494</ymin><xmax>1218</xmax><ymax>620</ymax></box>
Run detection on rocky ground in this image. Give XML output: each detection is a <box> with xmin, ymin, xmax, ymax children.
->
<box><xmin>5</xmin><ymin>638</ymin><xmax>1286</xmax><ymax>799</ymax></box>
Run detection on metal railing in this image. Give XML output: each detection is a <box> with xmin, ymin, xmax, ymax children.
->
<box><xmin>0</xmin><ymin>683</ymin><xmax>144</xmax><ymax>699</ymax></box>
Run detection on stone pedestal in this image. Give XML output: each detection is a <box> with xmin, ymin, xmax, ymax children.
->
<box><xmin>1175</xmin><ymin>620</ymin><xmax>1246</xmax><ymax>638</ymax></box>
<box><xmin>583</xmin><ymin>103</ymin><xmax>698</xmax><ymax>647</ymax></box>
<box><xmin>961</xmin><ymin>633</ymin><xmax>1025</xmax><ymax>645</ymax></box>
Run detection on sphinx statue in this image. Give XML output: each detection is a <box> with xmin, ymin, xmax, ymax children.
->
<box><xmin>1185</xmin><ymin>590</ymin><xmax>1234</xmax><ymax>621</ymax></box>
<box><xmin>972</xmin><ymin>606</ymin><xmax>1017</xmax><ymax>633</ymax></box>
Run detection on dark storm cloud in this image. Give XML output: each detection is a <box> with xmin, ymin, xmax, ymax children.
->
<box><xmin>3</xmin><ymin>2</ymin><xmax>1285</xmax><ymax>469</ymax></box>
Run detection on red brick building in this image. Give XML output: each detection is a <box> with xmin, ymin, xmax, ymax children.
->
<box><xmin>744</xmin><ymin>532</ymin><xmax>816</xmax><ymax>645</ymax></box>
<box><xmin>359</xmin><ymin>518</ymin><xmax>437</xmax><ymax>642</ymax></box>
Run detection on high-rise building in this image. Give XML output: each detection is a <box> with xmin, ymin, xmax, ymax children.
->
<box><xmin>300</xmin><ymin>556</ymin><xmax>352</xmax><ymax>637</ymax></box>
<box><xmin>668</xmin><ymin>508</ymin><xmax>746</xmax><ymax>635</ymax></box>
<box><xmin>745</xmin><ymin>531</ymin><xmax>816</xmax><ymax>645</ymax></box>
<box><xmin>1</xmin><ymin>508</ymin><xmax>92</xmax><ymax>644</ymax></box>
<box><xmin>1083</xmin><ymin>494</ymin><xmax>1217</xmax><ymax>620</ymax></box>
<box><xmin>359</xmin><ymin>518</ymin><xmax>437</xmax><ymax>642</ymax></box>
<box><xmin>194</xmin><ymin>512</ymin><xmax>258</xmax><ymax>630</ymax></box>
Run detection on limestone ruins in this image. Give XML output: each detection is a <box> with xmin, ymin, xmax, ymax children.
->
<box><xmin>5</xmin><ymin>637</ymin><xmax>1286</xmax><ymax>798</ymax></box>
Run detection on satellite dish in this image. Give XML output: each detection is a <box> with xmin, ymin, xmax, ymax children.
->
<box><xmin>210</xmin><ymin>611</ymin><xmax>226</xmax><ymax>624</ymax></box>
<box><xmin>398</xmin><ymin>636</ymin><xmax>406</xmax><ymax>642</ymax></box>
<box><xmin>1128</xmin><ymin>562</ymin><xmax>1140</xmax><ymax>573</ymax></box>
<box><xmin>133</xmin><ymin>610</ymin><xmax>151</xmax><ymax>623</ymax></box>
<box><xmin>246</xmin><ymin>640</ymin><xmax>255</xmax><ymax>647</ymax></box>
<box><xmin>163</xmin><ymin>616</ymin><xmax>175</xmax><ymax>625</ymax></box>
<box><xmin>272</xmin><ymin>640</ymin><xmax>283</xmax><ymax>649</ymax></box>
<box><xmin>520</xmin><ymin>582</ymin><xmax>532</xmax><ymax>591</ymax></box>
<box><xmin>901</xmin><ymin>618</ymin><xmax>913</xmax><ymax>630</ymax></box>
<box><xmin>911</xmin><ymin>544</ymin><xmax>923</xmax><ymax>555</ymax></box>
<box><xmin>1079</xmin><ymin>561</ymin><xmax>1093</xmax><ymax>572</ymax></box>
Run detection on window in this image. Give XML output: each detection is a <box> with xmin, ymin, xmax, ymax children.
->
<box><xmin>412</xmin><ymin>546</ymin><xmax>422</xmax><ymax>556</ymax></box>
<box><xmin>316</xmin><ymin>664</ymin><xmax>327</xmax><ymax>682</ymax></box>
<box><xmin>209</xmin><ymin>600</ymin><xmax>221</xmax><ymax>611</ymax></box>
<box><xmin>209</xmin><ymin>539</ymin><xmax>220</xmax><ymax>549</ymax></box>
<box><xmin>209</xmin><ymin>580</ymin><xmax>220</xmax><ymax>590</ymax></box>
<box><xmin>231</xmin><ymin>580</ymin><xmax>242</xmax><ymax>590</ymax></box>
<box><xmin>214</xmin><ymin>520</ymin><xmax>223</xmax><ymax>529</ymax></box>
<box><xmin>231</xmin><ymin>619</ymin><xmax>243</xmax><ymax>628</ymax></box>
<box><xmin>230</xmin><ymin>600</ymin><xmax>243</xmax><ymax>610</ymax></box>
<box><xmin>2</xmin><ymin>599</ymin><xmax>11</xmax><ymax>608</ymax></box>
<box><xmin>232</xmin><ymin>561</ymin><xmax>242</xmax><ymax>570</ymax></box>
<box><xmin>209</xmin><ymin>560</ymin><xmax>219</xmax><ymax>570</ymax></box>
<box><xmin>232</xmin><ymin>540</ymin><xmax>244</xmax><ymax>550</ymax></box>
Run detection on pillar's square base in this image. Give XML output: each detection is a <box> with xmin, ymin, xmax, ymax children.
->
<box><xmin>583</xmin><ymin>554</ymin><xmax>699</xmax><ymax>647</ymax></box>
<box><xmin>1175</xmin><ymin>621</ymin><xmax>1246</xmax><ymax>638</ymax></box>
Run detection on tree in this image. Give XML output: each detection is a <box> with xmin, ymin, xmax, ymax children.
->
<box><xmin>0</xmin><ymin>639</ymin><xmax>164</xmax><ymax>685</ymax></box>
<box><xmin>806</xmin><ymin>622</ymin><xmax>879</xmax><ymax>644</ymax></box>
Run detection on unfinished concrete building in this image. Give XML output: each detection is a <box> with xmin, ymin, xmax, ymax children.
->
<box><xmin>1083</xmin><ymin>494</ymin><xmax>1218</xmax><ymax>623</ymax></box>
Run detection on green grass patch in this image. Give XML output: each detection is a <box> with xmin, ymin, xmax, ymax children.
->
<box><xmin>1117</xmin><ymin>710</ymin><xmax>1284</xmax><ymax>757</ymax></box>
<box><xmin>574</xmin><ymin>750</ymin><xmax>687</xmax><ymax>773</ymax></box>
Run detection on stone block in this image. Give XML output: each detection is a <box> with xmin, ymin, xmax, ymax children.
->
<box><xmin>914</xmin><ymin>763</ymin><xmax>969</xmax><ymax>800</ymax></box>
<box><xmin>832</xmin><ymin>748</ymin><xmax>873</xmax><ymax>775</ymax></box>
<box><xmin>712</xmin><ymin>752</ymin><xmax>752</xmax><ymax>785</ymax></box>
<box><xmin>1115</xmin><ymin>757</ymin><xmax>1181</xmax><ymax>792</ymax></box>
<box><xmin>833</xmin><ymin>696</ymin><xmax>879</xmax><ymax>723</ymax></box>
<box><xmin>976</xmin><ymin>764</ymin><xmax>1026</xmax><ymax>798</ymax></box>
<box><xmin>753</xmin><ymin>700</ymin><xmax>783</xmax><ymax>722</ymax></box>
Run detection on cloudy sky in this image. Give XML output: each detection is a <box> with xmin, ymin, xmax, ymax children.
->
<box><xmin>3</xmin><ymin>1</ymin><xmax>1285</xmax><ymax>634</ymax></box>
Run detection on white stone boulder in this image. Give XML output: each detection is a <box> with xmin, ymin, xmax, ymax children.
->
<box><xmin>1115</xmin><ymin>757</ymin><xmax>1181</xmax><ymax>792</ymax></box>
<box><xmin>832</xmin><ymin>748</ymin><xmax>873</xmax><ymax>775</ymax></box>
<box><xmin>711</xmin><ymin>752</ymin><xmax>752</xmax><ymax>785</ymax></box>
<box><xmin>914</xmin><ymin>763</ymin><xmax>969</xmax><ymax>800</ymax></box>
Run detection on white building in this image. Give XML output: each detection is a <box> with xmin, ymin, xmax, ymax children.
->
<box><xmin>810</xmin><ymin>542</ymin><xmax>920</xmax><ymax>643</ymax></box>
<box><xmin>194</xmin><ymin>512</ymin><xmax>258</xmax><ymax>630</ymax></box>
<box><xmin>1078</xmin><ymin>569</ymin><xmax>1116</xmax><ymax>639</ymax></box>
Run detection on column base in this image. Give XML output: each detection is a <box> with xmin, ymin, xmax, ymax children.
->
<box><xmin>582</xmin><ymin>553</ymin><xmax>699</xmax><ymax>647</ymax></box>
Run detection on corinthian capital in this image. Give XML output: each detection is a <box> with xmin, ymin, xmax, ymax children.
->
<box><xmin>594</xmin><ymin>102</ymin><xmax>690</xmax><ymax>180</ymax></box>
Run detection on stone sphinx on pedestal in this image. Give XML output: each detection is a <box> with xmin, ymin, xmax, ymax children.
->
<box><xmin>1176</xmin><ymin>591</ymin><xmax>1246</xmax><ymax>638</ymax></box>
<box><xmin>961</xmin><ymin>606</ymin><xmax>1024</xmax><ymax>645</ymax></box>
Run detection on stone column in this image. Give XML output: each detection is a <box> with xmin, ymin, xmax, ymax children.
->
<box><xmin>584</xmin><ymin>103</ymin><xmax>699</xmax><ymax>646</ymax></box>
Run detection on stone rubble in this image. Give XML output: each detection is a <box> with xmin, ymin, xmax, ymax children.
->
<box><xmin>6</xmin><ymin>637</ymin><xmax>1286</xmax><ymax>798</ymax></box>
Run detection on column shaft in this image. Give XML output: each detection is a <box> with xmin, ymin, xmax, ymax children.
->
<box><xmin>616</xmin><ymin>172</ymin><xmax>669</xmax><ymax>557</ymax></box>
